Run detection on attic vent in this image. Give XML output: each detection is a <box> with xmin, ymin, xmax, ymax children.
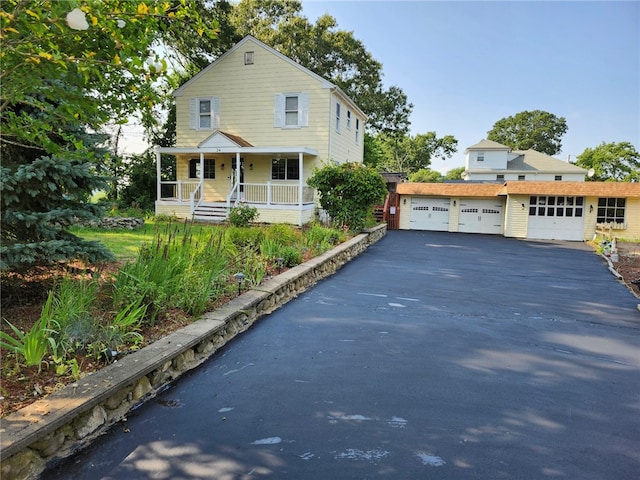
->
<box><xmin>244</xmin><ymin>51</ymin><xmax>254</xmax><ymax>65</ymax></box>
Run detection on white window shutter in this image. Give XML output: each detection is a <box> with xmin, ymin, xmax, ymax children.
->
<box><xmin>212</xmin><ymin>97</ymin><xmax>220</xmax><ymax>128</ymax></box>
<box><xmin>189</xmin><ymin>98</ymin><xmax>197</xmax><ymax>129</ymax></box>
<box><xmin>299</xmin><ymin>93</ymin><xmax>309</xmax><ymax>127</ymax></box>
<box><xmin>274</xmin><ymin>94</ymin><xmax>284</xmax><ymax>127</ymax></box>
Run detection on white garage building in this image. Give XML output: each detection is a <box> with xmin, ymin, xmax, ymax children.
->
<box><xmin>395</xmin><ymin>181</ymin><xmax>640</xmax><ymax>241</ymax></box>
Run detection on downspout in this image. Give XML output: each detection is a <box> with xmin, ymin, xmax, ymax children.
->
<box><xmin>328</xmin><ymin>88</ymin><xmax>334</xmax><ymax>162</ymax></box>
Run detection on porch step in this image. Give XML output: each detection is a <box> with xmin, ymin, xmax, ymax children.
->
<box><xmin>192</xmin><ymin>205</ymin><xmax>228</xmax><ymax>223</ymax></box>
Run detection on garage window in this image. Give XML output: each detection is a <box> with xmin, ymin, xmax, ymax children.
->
<box><xmin>529</xmin><ymin>196</ymin><xmax>583</xmax><ymax>217</ymax></box>
<box><xmin>597</xmin><ymin>198</ymin><xmax>625</xmax><ymax>223</ymax></box>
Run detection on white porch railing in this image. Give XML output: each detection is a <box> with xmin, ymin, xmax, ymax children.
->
<box><xmin>159</xmin><ymin>181</ymin><xmax>201</xmax><ymax>202</ymax></box>
<box><xmin>240</xmin><ymin>182</ymin><xmax>314</xmax><ymax>205</ymax></box>
<box><xmin>160</xmin><ymin>181</ymin><xmax>314</xmax><ymax>206</ymax></box>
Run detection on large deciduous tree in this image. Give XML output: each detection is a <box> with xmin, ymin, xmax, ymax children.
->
<box><xmin>0</xmin><ymin>1</ymin><xmax>216</xmax><ymax>272</ymax></box>
<box><xmin>575</xmin><ymin>142</ymin><xmax>640</xmax><ymax>182</ymax></box>
<box><xmin>487</xmin><ymin>110</ymin><xmax>568</xmax><ymax>156</ymax></box>
<box><xmin>376</xmin><ymin>132</ymin><xmax>458</xmax><ymax>175</ymax></box>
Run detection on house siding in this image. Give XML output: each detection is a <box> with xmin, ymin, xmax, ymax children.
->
<box><xmin>503</xmin><ymin>194</ymin><xmax>529</xmax><ymax>238</ymax></box>
<box><xmin>175</xmin><ymin>38</ymin><xmax>330</xmax><ymax>159</ymax></box>
<box><xmin>448</xmin><ymin>198</ymin><xmax>460</xmax><ymax>232</ymax></box>
<box><xmin>471</xmin><ymin>172</ymin><xmax>584</xmax><ymax>182</ymax></box>
<box><xmin>327</xmin><ymin>96</ymin><xmax>365</xmax><ymax>163</ymax></box>
<box><xmin>398</xmin><ymin>196</ymin><xmax>413</xmax><ymax>230</ymax></box>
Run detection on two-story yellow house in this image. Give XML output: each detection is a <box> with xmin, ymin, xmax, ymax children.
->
<box><xmin>154</xmin><ymin>35</ymin><xmax>367</xmax><ymax>225</ymax></box>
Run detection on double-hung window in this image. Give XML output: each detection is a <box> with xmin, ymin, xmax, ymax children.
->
<box><xmin>189</xmin><ymin>158</ymin><xmax>216</xmax><ymax>179</ymax></box>
<box><xmin>346</xmin><ymin>110</ymin><xmax>352</xmax><ymax>130</ymax></box>
<box><xmin>335</xmin><ymin>102</ymin><xmax>341</xmax><ymax>132</ymax></box>
<box><xmin>285</xmin><ymin>96</ymin><xmax>299</xmax><ymax>126</ymax></box>
<box><xmin>597</xmin><ymin>198</ymin><xmax>625</xmax><ymax>224</ymax></box>
<box><xmin>274</xmin><ymin>93</ymin><xmax>309</xmax><ymax>128</ymax></box>
<box><xmin>355</xmin><ymin>118</ymin><xmax>360</xmax><ymax>144</ymax></box>
<box><xmin>190</xmin><ymin>97</ymin><xmax>220</xmax><ymax>130</ymax></box>
<box><xmin>271</xmin><ymin>158</ymin><xmax>300</xmax><ymax>180</ymax></box>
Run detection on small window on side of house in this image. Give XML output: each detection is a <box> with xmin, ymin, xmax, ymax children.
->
<box><xmin>496</xmin><ymin>174</ymin><xmax>504</xmax><ymax>181</ymax></box>
<box><xmin>477</xmin><ymin>152</ymin><xmax>484</xmax><ymax>162</ymax></box>
<box><xmin>518</xmin><ymin>175</ymin><xmax>525</xmax><ymax>181</ymax></box>
<box><xmin>555</xmin><ymin>175</ymin><xmax>562</xmax><ymax>181</ymax></box>
<box><xmin>336</xmin><ymin>102</ymin><xmax>341</xmax><ymax>132</ymax></box>
<box><xmin>347</xmin><ymin>110</ymin><xmax>352</xmax><ymax>130</ymax></box>
<box><xmin>244</xmin><ymin>51</ymin><xmax>254</xmax><ymax>65</ymax></box>
<box><xmin>355</xmin><ymin>118</ymin><xmax>360</xmax><ymax>144</ymax></box>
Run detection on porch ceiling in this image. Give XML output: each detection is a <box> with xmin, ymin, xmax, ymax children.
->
<box><xmin>155</xmin><ymin>146</ymin><xmax>319</xmax><ymax>156</ymax></box>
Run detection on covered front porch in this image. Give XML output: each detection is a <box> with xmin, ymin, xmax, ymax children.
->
<box><xmin>154</xmin><ymin>133</ymin><xmax>319</xmax><ymax>225</ymax></box>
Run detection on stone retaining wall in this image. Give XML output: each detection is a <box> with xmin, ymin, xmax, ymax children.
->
<box><xmin>0</xmin><ymin>224</ymin><xmax>387</xmax><ymax>480</ymax></box>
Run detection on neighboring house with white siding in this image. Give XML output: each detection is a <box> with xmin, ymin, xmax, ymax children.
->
<box><xmin>463</xmin><ymin>139</ymin><xmax>587</xmax><ymax>182</ymax></box>
<box><xmin>154</xmin><ymin>35</ymin><xmax>366</xmax><ymax>225</ymax></box>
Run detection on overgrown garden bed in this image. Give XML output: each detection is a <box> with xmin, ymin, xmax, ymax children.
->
<box><xmin>0</xmin><ymin>220</ymin><xmax>350</xmax><ymax>417</ymax></box>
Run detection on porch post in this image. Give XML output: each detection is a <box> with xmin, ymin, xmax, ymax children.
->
<box><xmin>199</xmin><ymin>152</ymin><xmax>204</xmax><ymax>184</ymax></box>
<box><xmin>155</xmin><ymin>148</ymin><xmax>161</xmax><ymax>201</ymax></box>
<box><xmin>298</xmin><ymin>151</ymin><xmax>304</xmax><ymax>226</ymax></box>
<box><xmin>236</xmin><ymin>152</ymin><xmax>241</xmax><ymax>195</ymax></box>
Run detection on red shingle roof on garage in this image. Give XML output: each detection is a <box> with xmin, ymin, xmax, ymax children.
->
<box><xmin>500</xmin><ymin>181</ymin><xmax>640</xmax><ymax>197</ymax></box>
<box><xmin>396</xmin><ymin>183</ymin><xmax>504</xmax><ymax>197</ymax></box>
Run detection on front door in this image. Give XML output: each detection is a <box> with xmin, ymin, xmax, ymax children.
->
<box><xmin>230</xmin><ymin>157</ymin><xmax>245</xmax><ymax>195</ymax></box>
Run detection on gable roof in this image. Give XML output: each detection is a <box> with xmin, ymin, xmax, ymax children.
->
<box><xmin>506</xmin><ymin>150</ymin><xmax>586</xmax><ymax>174</ymax></box>
<box><xmin>396</xmin><ymin>182</ymin><xmax>504</xmax><ymax>197</ymax></box>
<box><xmin>198</xmin><ymin>131</ymin><xmax>253</xmax><ymax>149</ymax></box>
<box><xmin>465</xmin><ymin>139</ymin><xmax>510</xmax><ymax>152</ymax></box>
<box><xmin>500</xmin><ymin>181</ymin><xmax>640</xmax><ymax>197</ymax></box>
<box><xmin>173</xmin><ymin>35</ymin><xmax>366</xmax><ymax>119</ymax></box>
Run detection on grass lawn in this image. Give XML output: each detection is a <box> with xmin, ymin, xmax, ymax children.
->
<box><xmin>71</xmin><ymin>220</ymin><xmax>181</xmax><ymax>260</ymax></box>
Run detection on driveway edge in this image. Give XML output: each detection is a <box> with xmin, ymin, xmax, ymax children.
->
<box><xmin>0</xmin><ymin>224</ymin><xmax>386</xmax><ymax>480</ymax></box>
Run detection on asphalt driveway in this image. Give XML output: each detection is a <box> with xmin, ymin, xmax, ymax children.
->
<box><xmin>47</xmin><ymin>231</ymin><xmax>640</xmax><ymax>479</ymax></box>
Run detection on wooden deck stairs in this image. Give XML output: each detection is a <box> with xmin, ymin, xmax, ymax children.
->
<box><xmin>192</xmin><ymin>204</ymin><xmax>228</xmax><ymax>223</ymax></box>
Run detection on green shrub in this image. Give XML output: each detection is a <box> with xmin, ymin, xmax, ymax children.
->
<box><xmin>228</xmin><ymin>203</ymin><xmax>259</xmax><ymax>227</ymax></box>
<box><xmin>264</xmin><ymin>223</ymin><xmax>300</xmax><ymax>245</ymax></box>
<box><xmin>225</xmin><ymin>226</ymin><xmax>264</xmax><ymax>250</ymax></box>
<box><xmin>280</xmin><ymin>245</ymin><xmax>303</xmax><ymax>267</ymax></box>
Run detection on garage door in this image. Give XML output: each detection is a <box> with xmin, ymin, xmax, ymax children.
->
<box><xmin>527</xmin><ymin>195</ymin><xmax>585</xmax><ymax>241</ymax></box>
<box><xmin>458</xmin><ymin>199</ymin><xmax>504</xmax><ymax>235</ymax></box>
<box><xmin>410</xmin><ymin>197</ymin><xmax>450</xmax><ymax>231</ymax></box>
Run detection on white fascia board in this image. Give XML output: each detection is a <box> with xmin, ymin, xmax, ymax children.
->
<box><xmin>155</xmin><ymin>146</ymin><xmax>319</xmax><ymax>156</ymax></box>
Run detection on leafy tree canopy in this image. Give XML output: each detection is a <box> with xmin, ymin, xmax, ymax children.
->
<box><xmin>408</xmin><ymin>169</ymin><xmax>444</xmax><ymax>183</ymax></box>
<box><xmin>487</xmin><ymin>110</ymin><xmax>568</xmax><ymax>156</ymax></box>
<box><xmin>0</xmin><ymin>1</ymin><xmax>217</xmax><ymax>271</ymax></box>
<box><xmin>307</xmin><ymin>162</ymin><xmax>387</xmax><ymax>231</ymax></box>
<box><xmin>575</xmin><ymin>142</ymin><xmax>640</xmax><ymax>182</ymax></box>
<box><xmin>372</xmin><ymin>132</ymin><xmax>458</xmax><ymax>175</ymax></box>
<box><xmin>444</xmin><ymin>166</ymin><xmax>466</xmax><ymax>180</ymax></box>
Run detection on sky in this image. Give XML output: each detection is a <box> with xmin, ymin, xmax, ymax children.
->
<box><xmin>123</xmin><ymin>1</ymin><xmax>639</xmax><ymax>175</ymax></box>
<box><xmin>301</xmin><ymin>0</ymin><xmax>640</xmax><ymax>173</ymax></box>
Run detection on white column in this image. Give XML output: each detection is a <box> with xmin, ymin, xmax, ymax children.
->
<box><xmin>298</xmin><ymin>152</ymin><xmax>304</xmax><ymax>226</ymax></box>
<box><xmin>155</xmin><ymin>148</ymin><xmax>161</xmax><ymax>201</ymax></box>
